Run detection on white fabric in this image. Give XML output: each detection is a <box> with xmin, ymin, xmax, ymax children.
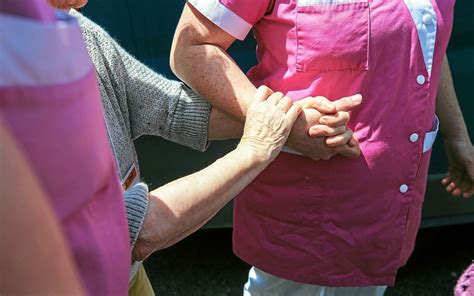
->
<box><xmin>0</xmin><ymin>11</ymin><xmax>92</xmax><ymax>87</ymax></box>
<box><xmin>244</xmin><ymin>267</ymin><xmax>387</xmax><ymax>296</ymax></box>
<box><xmin>297</xmin><ymin>0</ymin><xmax>367</xmax><ymax>7</ymax></box>
<box><xmin>423</xmin><ymin>115</ymin><xmax>439</xmax><ymax>153</ymax></box>
<box><xmin>188</xmin><ymin>0</ymin><xmax>252</xmax><ymax>40</ymax></box>
<box><xmin>403</xmin><ymin>0</ymin><xmax>438</xmax><ymax>76</ymax></box>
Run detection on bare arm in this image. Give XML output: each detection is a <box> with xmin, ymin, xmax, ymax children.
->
<box><xmin>171</xmin><ymin>3</ymin><xmax>255</xmax><ymax>121</ymax></box>
<box><xmin>208</xmin><ymin>107</ymin><xmax>243</xmax><ymax>140</ymax></box>
<box><xmin>0</xmin><ymin>122</ymin><xmax>84</xmax><ymax>295</ymax></box>
<box><xmin>132</xmin><ymin>87</ymin><xmax>301</xmax><ymax>260</ymax></box>
<box><xmin>436</xmin><ymin>55</ymin><xmax>474</xmax><ymax>198</ymax></box>
<box><xmin>171</xmin><ymin>3</ymin><xmax>361</xmax><ymax>160</ymax></box>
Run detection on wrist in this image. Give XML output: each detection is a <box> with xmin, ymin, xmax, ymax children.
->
<box><xmin>235</xmin><ymin>142</ymin><xmax>272</xmax><ymax>167</ymax></box>
<box><xmin>442</xmin><ymin>129</ymin><xmax>471</xmax><ymax>144</ymax></box>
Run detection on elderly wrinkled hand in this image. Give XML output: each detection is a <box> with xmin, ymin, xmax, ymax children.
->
<box><xmin>287</xmin><ymin>94</ymin><xmax>362</xmax><ymax>161</ymax></box>
<box><xmin>238</xmin><ymin>86</ymin><xmax>302</xmax><ymax>163</ymax></box>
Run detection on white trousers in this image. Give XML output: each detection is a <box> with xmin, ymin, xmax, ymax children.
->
<box><xmin>243</xmin><ymin>267</ymin><xmax>387</xmax><ymax>296</ymax></box>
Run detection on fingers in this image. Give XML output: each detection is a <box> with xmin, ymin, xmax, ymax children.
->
<box><xmin>308</xmin><ymin>125</ymin><xmax>346</xmax><ymax>137</ymax></box>
<box><xmin>277</xmin><ymin>96</ymin><xmax>293</xmax><ymax>112</ymax></box>
<box><xmin>442</xmin><ymin>171</ymin><xmax>474</xmax><ymax>198</ymax></box>
<box><xmin>348</xmin><ymin>136</ymin><xmax>359</xmax><ymax>148</ymax></box>
<box><xmin>319</xmin><ymin>111</ymin><xmax>350</xmax><ymax>127</ymax></box>
<box><xmin>335</xmin><ymin>143</ymin><xmax>361</xmax><ymax>158</ymax></box>
<box><xmin>326</xmin><ymin>129</ymin><xmax>354</xmax><ymax>147</ymax></box>
<box><xmin>254</xmin><ymin>85</ymin><xmax>274</xmax><ymax>103</ymax></box>
<box><xmin>332</xmin><ymin>94</ymin><xmax>362</xmax><ymax>112</ymax></box>
<box><xmin>267</xmin><ymin>92</ymin><xmax>284</xmax><ymax>105</ymax></box>
<box><xmin>298</xmin><ymin>96</ymin><xmax>336</xmax><ymax>114</ymax></box>
<box><xmin>285</xmin><ymin>104</ymin><xmax>303</xmax><ymax>126</ymax></box>
<box><xmin>465</xmin><ymin>185</ymin><xmax>474</xmax><ymax>198</ymax></box>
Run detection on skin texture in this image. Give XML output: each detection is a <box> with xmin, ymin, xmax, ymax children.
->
<box><xmin>170</xmin><ymin>3</ymin><xmax>361</xmax><ymax>161</ymax></box>
<box><xmin>47</xmin><ymin>0</ymin><xmax>88</xmax><ymax>9</ymax></box>
<box><xmin>132</xmin><ymin>86</ymin><xmax>302</xmax><ymax>261</ymax></box>
<box><xmin>436</xmin><ymin>55</ymin><xmax>474</xmax><ymax>198</ymax></box>
<box><xmin>0</xmin><ymin>121</ymin><xmax>84</xmax><ymax>296</ymax></box>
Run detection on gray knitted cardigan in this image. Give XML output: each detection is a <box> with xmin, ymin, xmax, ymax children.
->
<box><xmin>72</xmin><ymin>10</ymin><xmax>211</xmax><ymax>247</ymax></box>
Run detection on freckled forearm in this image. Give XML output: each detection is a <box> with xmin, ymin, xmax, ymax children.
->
<box><xmin>170</xmin><ymin>4</ymin><xmax>257</xmax><ymax>122</ymax></box>
<box><xmin>436</xmin><ymin>55</ymin><xmax>470</xmax><ymax>142</ymax></box>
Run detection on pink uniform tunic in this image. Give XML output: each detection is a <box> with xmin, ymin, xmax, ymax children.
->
<box><xmin>190</xmin><ymin>0</ymin><xmax>455</xmax><ymax>286</ymax></box>
<box><xmin>0</xmin><ymin>6</ymin><xmax>130</xmax><ymax>295</ymax></box>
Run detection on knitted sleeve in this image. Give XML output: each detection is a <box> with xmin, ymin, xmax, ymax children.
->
<box><xmin>116</xmin><ymin>45</ymin><xmax>211</xmax><ymax>151</ymax></box>
<box><xmin>123</xmin><ymin>183</ymin><xmax>149</xmax><ymax>248</ymax></box>
<box><xmin>72</xmin><ymin>10</ymin><xmax>211</xmax><ymax>151</ymax></box>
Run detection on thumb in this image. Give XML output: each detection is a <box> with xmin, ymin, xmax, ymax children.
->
<box><xmin>333</xmin><ymin>94</ymin><xmax>363</xmax><ymax>112</ymax></box>
<box><xmin>335</xmin><ymin>144</ymin><xmax>361</xmax><ymax>158</ymax></box>
<box><xmin>299</xmin><ymin>96</ymin><xmax>336</xmax><ymax>114</ymax></box>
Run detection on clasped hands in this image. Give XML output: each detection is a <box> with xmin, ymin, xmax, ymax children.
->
<box><xmin>278</xmin><ymin>90</ymin><xmax>362</xmax><ymax>161</ymax></box>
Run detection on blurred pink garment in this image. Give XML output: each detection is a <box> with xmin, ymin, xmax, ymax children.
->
<box><xmin>0</xmin><ymin>0</ymin><xmax>55</xmax><ymax>21</ymax></box>
<box><xmin>456</xmin><ymin>263</ymin><xmax>474</xmax><ymax>296</ymax></box>
<box><xmin>0</xmin><ymin>3</ymin><xmax>130</xmax><ymax>295</ymax></box>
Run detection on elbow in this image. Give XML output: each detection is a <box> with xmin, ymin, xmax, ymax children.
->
<box><xmin>170</xmin><ymin>24</ymin><xmax>202</xmax><ymax>79</ymax></box>
<box><xmin>169</xmin><ymin>45</ymin><xmax>179</xmax><ymax>77</ymax></box>
<box><xmin>169</xmin><ymin>28</ymin><xmax>189</xmax><ymax>78</ymax></box>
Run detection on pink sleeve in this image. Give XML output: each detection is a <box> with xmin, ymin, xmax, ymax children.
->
<box><xmin>188</xmin><ymin>0</ymin><xmax>270</xmax><ymax>40</ymax></box>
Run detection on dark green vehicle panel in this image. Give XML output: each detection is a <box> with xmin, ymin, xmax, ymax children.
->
<box><xmin>83</xmin><ymin>1</ymin><xmax>474</xmax><ymax>228</ymax></box>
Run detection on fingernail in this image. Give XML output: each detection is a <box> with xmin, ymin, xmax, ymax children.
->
<box><xmin>353</xmin><ymin>95</ymin><xmax>362</xmax><ymax>104</ymax></box>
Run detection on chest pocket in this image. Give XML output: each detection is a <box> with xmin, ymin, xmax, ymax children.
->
<box><xmin>295</xmin><ymin>0</ymin><xmax>370</xmax><ymax>72</ymax></box>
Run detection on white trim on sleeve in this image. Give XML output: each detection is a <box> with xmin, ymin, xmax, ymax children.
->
<box><xmin>188</xmin><ymin>0</ymin><xmax>253</xmax><ymax>40</ymax></box>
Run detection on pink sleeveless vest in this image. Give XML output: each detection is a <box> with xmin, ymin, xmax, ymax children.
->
<box><xmin>0</xmin><ymin>4</ymin><xmax>130</xmax><ymax>295</ymax></box>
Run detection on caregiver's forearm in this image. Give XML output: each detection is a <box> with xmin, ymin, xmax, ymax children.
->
<box><xmin>436</xmin><ymin>55</ymin><xmax>470</xmax><ymax>142</ymax></box>
<box><xmin>171</xmin><ymin>3</ymin><xmax>257</xmax><ymax>122</ymax></box>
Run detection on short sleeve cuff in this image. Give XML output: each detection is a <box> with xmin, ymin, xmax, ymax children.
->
<box><xmin>188</xmin><ymin>0</ymin><xmax>252</xmax><ymax>40</ymax></box>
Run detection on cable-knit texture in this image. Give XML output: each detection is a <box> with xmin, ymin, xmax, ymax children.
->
<box><xmin>124</xmin><ymin>183</ymin><xmax>150</xmax><ymax>247</ymax></box>
<box><xmin>71</xmin><ymin>10</ymin><xmax>211</xmax><ymax>247</ymax></box>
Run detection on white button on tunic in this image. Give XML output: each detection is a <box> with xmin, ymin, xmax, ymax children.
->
<box><xmin>400</xmin><ymin>184</ymin><xmax>409</xmax><ymax>194</ymax></box>
<box><xmin>409</xmin><ymin>133</ymin><xmax>419</xmax><ymax>143</ymax></box>
<box><xmin>422</xmin><ymin>14</ymin><xmax>433</xmax><ymax>25</ymax></box>
<box><xmin>416</xmin><ymin>75</ymin><xmax>426</xmax><ymax>85</ymax></box>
